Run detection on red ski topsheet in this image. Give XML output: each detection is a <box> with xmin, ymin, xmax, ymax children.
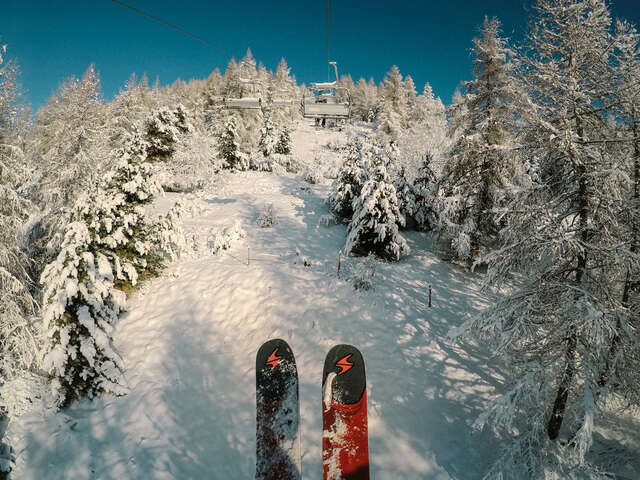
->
<box><xmin>322</xmin><ymin>345</ymin><xmax>370</xmax><ymax>480</ymax></box>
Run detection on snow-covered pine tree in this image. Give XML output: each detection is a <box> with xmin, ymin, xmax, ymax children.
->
<box><xmin>40</xmin><ymin>126</ymin><xmax>181</xmax><ymax>407</ymax></box>
<box><xmin>602</xmin><ymin>19</ymin><xmax>640</xmax><ymax>404</ymax></box>
<box><xmin>218</xmin><ymin>118</ymin><xmax>242</xmax><ymax>169</ymax></box>
<box><xmin>345</xmin><ymin>146</ymin><xmax>409</xmax><ymax>261</ymax></box>
<box><xmin>0</xmin><ymin>45</ymin><xmax>39</xmax><ymax>381</ymax></box>
<box><xmin>439</xmin><ymin>17</ymin><xmax>525</xmax><ymax>265</ymax></box>
<box><xmin>412</xmin><ymin>83</ymin><xmax>447</xmax><ymax>143</ymax></box>
<box><xmin>258</xmin><ymin>108</ymin><xmax>278</xmax><ymax>157</ymax></box>
<box><xmin>203</xmin><ymin>67</ymin><xmax>223</xmax><ymax>114</ymax></box>
<box><xmin>31</xmin><ymin>64</ymin><xmax>107</xmax><ymax>208</ymax></box>
<box><xmin>144</xmin><ymin>105</ymin><xmax>190</xmax><ymax>163</ymax></box>
<box><xmin>402</xmin><ymin>74</ymin><xmax>417</xmax><ymax>115</ymax></box>
<box><xmin>380</xmin><ymin>65</ymin><xmax>408</xmax><ymax>121</ymax></box>
<box><xmin>413</xmin><ymin>152</ymin><xmax>438</xmax><ymax>230</ymax></box>
<box><xmin>108</xmin><ymin>74</ymin><xmax>153</xmax><ymax>153</ymax></box>
<box><xmin>327</xmin><ymin>135</ymin><xmax>373</xmax><ymax>220</ymax></box>
<box><xmin>275</xmin><ymin>124</ymin><xmax>291</xmax><ymax>155</ymax></box>
<box><xmin>337</xmin><ymin>74</ymin><xmax>355</xmax><ymax>105</ymax></box>
<box><xmin>352</xmin><ymin>78</ymin><xmax>379</xmax><ymax>122</ymax></box>
<box><xmin>455</xmin><ymin>2</ymin><xmax>640</xmax><ymax>477</ymax></box>
<box><xmin>222</xmin><ymin>58</ymin><xmax>241</xmax><ymax>99</ymax></box>
<box><xmin>376</xmin><ymin>100</ymin><xmax>403</xmax><ymax>143</ymax></box>
<box><xmin>40</xmin><ymin>198</ymin><xmax>129</xmax><ymax>408</ymax></box>
<box><xmin>376</xmin><ymin>66</ymin><xmax>408</xmax><ymax>142</ymax></box>
<box><xmin>393</xmin><ymin>166</ymin><xmax>417</xmax><ymax>229</ymax></box>
<box><xmin>238</xmin><ymin>49</ymin><xmax>257</xmax><ymax>91</ymax></box>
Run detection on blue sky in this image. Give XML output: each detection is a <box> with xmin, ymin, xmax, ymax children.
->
<box><xmin>3</xmin><ymin>0</ymin><xmax>640</xmax><ymax>111</ymax></box>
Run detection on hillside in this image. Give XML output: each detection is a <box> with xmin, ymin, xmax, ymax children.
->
<box><xmin>5</xmin><ymin>121</ymin><xmax>640</xmax><ymax>479</ymax></box>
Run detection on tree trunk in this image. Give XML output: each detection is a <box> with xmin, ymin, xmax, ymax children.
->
<box><xmin>547</xmin><ymin>127</ymin><xmax>588</xmax><ymax>440</ymax></box>
<box><xmin>547</xmin><ymin>329</ymin><xmax>578</xmax><ymax>440</ymax></box>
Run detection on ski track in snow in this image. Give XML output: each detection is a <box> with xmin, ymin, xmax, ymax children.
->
<box><xmin>11</xmin><ymin>121</ymin><xmax>515</xmax><ymax>479</ymax></box>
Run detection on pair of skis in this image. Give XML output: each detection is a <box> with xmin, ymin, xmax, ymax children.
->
<box><xmin>255</xmin><ymin>339</ymin><xmax>369</xmax><ymax>480</ymax></box>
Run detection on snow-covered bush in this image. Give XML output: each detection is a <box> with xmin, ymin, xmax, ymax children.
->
<box><xmin>292</xmin><ymin>247</ymin><xmax>312</xmax><ymax>267</ymax></box>
<box><xmin>248</xmin><ymin>153</ymin><xmax>272</xmax><ymax>172</ymax></box>
<box><xmin>152</xmin><ymin>201</ymin><xmax>192</xmax><ymax>261</ymax></box>
<box><xmin>301</xmin><ymin>164</ymin><xmax>323</xmax><ymax>184</ymax></box>
<box><xmin>257</xmin><ymin>204</ymin><xmax>277</xmax><ymax>228</ymax></box>
<box><xmin>349</xmin><ymin>254</ymin><xmax>377</xmax><ymax>291</ymax></box>
<box><xmin>345</xmin><ymin>154</ymin><xmax>409</xmax><ymax>261</ymax></box>
<box><xmin>208</xmin><ymin>221</ymin><xmax>246</xmax><ymax>254</ymax></box>
<box><xmin>319</xmin><ymin>214</ymin><xmax>339</xmax><ymax>227</ymax></box>
<box><xmin>326</xmin><ymin>138</ymin><xmax>348</xmax><ymax>153</ymax></box>
<box><xmin>271</xmin><ymin>153</ymin><xmax>301</xmax><ymax>173</ymax></box>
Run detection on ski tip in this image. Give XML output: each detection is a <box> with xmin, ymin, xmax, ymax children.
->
<box><xmin>256</xmin><ymin>338</ymin><xmax>297</xmax><ymax>376</ymax></box>
<box><xmin>256</xmin><ymin>338</ymin><xmax>298</xmax><ymax>404</ymax></box>
<box><xmin>323</xmin><ymin>344</ymin><xmax>366</xmax><ymax>405</ymax></box>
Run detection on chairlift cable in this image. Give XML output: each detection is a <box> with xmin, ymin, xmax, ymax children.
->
<box><xmin>107</xmin><ymin>0</ymin><xmax>234</xmax><ymax>58</ymax></box>
<box><xmin>328</xmin><ymin>0</ymin><xmax>331</xmax><ymax>82</ymax></box>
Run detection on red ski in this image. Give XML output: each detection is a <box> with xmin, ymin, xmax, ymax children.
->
<box><xmin>322</xmin><ymin>344</ymin><xmax>370</xmax><ymax>480</ymax></box>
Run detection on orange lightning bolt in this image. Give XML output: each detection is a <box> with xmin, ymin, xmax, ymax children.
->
<box><xmin>266</xmin><ymin>348</ymin><xmax>282</xmax><ymax>371</ymax></box>
<box><xmin>336</xmin><ymin>354</ymin><xmax>353</xmax><ymax>374</ymax></box>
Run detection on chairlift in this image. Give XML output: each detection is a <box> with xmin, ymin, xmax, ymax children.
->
<box><xmin>224</xmin><ymin>78</ymin><xmax>263</xmax><ymax>110</ymax></box>
<box><xmin>224</xmin><ymin>76</ymin><xmax>296</xmax><ymax>110</ymax></box>
<box><xmin>302</xmin><ymin>61</ymin><xmax>350</xmax><ymax>125</ymax></box>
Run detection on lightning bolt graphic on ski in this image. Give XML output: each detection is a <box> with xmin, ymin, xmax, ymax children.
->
<box><xmin>336</xmin><ymin>354</ymin><xmax>353</xmax><ymax>374</ymax></box>
<box><xmin>266</xmin><ymin>348</ymin><xmax>282</xmax><ymax>371</ymax></box>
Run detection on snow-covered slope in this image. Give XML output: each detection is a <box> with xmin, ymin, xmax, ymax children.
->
<box><xmin>7</xmin><ymin>121</ymin><xmax>638</xmax><ymax>479</ymax></box>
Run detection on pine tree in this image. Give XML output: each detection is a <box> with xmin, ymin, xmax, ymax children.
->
<box><xmin>439</xmin><ymin>17</ymin><xmax>525</xmax><ymax>265</ymax></box>
<box><xmin>258</xmin><ymin>108</ymin><xmax>278</xmax><ymax>157</ymax></box>
<box><xmin>0</xmin><ymin>46</ymin><xmax>39</xmax><ymax>381</ymax></box>
<box><xmin>239</xmin><ymin>48</ymin><xmax>257</xmax><ymax>86</ymax></box>
<box><xmin>345</xmin><ymin>148</ymin><xmax>409</xmax><ymax>261</ymax></box>
<box><xmin>144</xmin><ymin>105</ymin><xmax>190</xmax><ymax>163</ymax></box>
<box><xmin>413</xmin><ymin>152</ymin><xmax>438</xmax><ymax>230</ymax></box>
<box><xmin>40</xmin><ymin>127</ymin><xmax>179</xmax><ymax>407</ymax></box>
<box><xmin>376</xmin><ymin>66</ymin><xmax>409</xmax><ymax>140</ymax></box>
<box><xmin>602</xmin><ymin>19</ymin><xmax>640</xmax><ymax>405</ymax></box>
<box><xmin>393</xmin><ymin>166</ymin><xmax>417</xmax><ymax>229</ymax></box>
<box><xmin>352</xmin><ymin>78</ymin><xmax>379</xmax><ymax>122</ymax></box>
<box><xmin>456</xmin><ymin>2</ymin><xmax>640</xmax><ymax>476</ymax></box>
<box><xmin>32</xmin><ymin>64</ymin><xmax>107</xmax><ymax>208</ymax></box>
<box><xmin>380</xmin><ymin>65</ymin><xmax>407</xmax><ymax>119</ymax></box>
<box><xmin>402</xmin><ymin>74</ymin><xmax>417</xmax><ymax>114</ymax></box>
<box><xmin>108</xmin><ymin>74</ymin><xmax>152</xmax><ymax>153</ymax></box>
<box><xmin>327</xmin><ymin>136</ymin><xmax>373</xmax><ymax>220</ymax></box>
<box><xmin>222</xmin><ymin>58</ymin><xmax>241</xmax><ymax>98</ymax></box>
<box><xmin>275</xmin><ymin>125</ymin><xmax>291</xmax><ymax>155</ymax></box>
<box><xmin>273</xmin><ymin>58</ymin><xmax>296</xmax><ymax>99</ymax></box>
<box><xmin>218</xmin><ymin>118</ymin><xmax>242</xmax><ymax>169</ymax></box>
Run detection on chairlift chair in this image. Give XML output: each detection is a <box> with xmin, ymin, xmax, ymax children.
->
<box><xmin>224</xmin><ymin>78</ymin><xmax>263</xmax><ymax>110</ymax></box>
<box><xmin>302</xmin><ymin>61</ymin><xmax>350</xmax><ymax>125</ymax></box>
